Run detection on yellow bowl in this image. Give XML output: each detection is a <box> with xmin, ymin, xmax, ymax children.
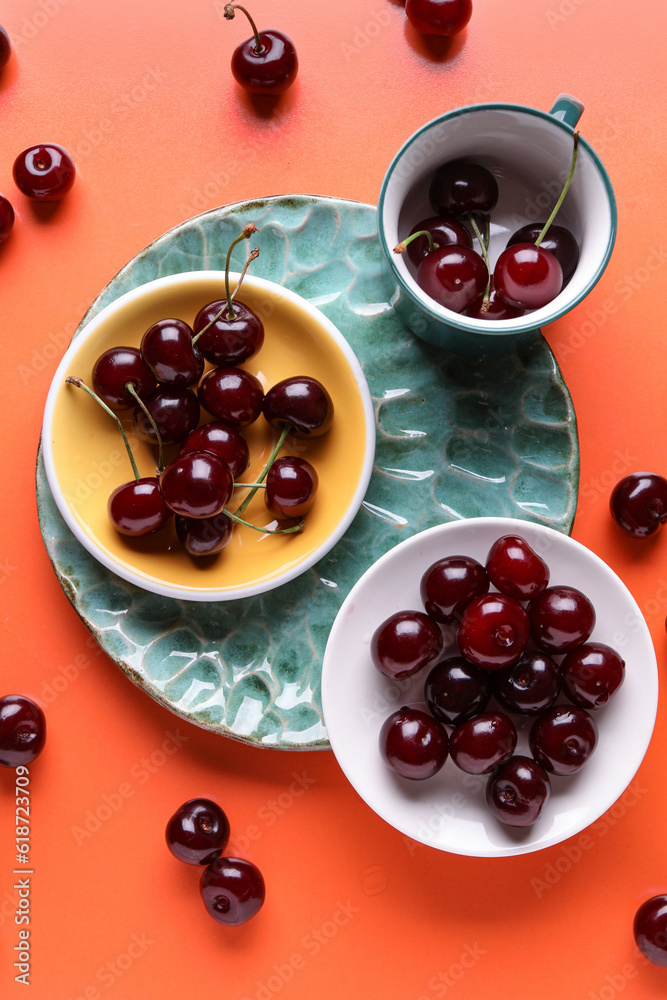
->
<box><xmin>42</xmin><ymin>272</ymin><xmax>375</xmax><ymax>601</ymax></box>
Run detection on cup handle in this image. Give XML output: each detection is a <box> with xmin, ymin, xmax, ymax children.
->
<box><xmin>549</xmin><ymin>94</ymin><xmax>584</xmax><ymax>128</ymax></box>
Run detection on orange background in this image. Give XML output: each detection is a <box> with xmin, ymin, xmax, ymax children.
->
<box><xmin>2</xmin><ymin>0</ymin><xmax>667</xmax><ymax>997</ymax></box>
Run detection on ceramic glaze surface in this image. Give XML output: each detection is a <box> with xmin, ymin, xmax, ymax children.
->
<box><xmin>36</xmin><ymin>195</ymin><xmax>580</xmax><ymax>749</ymax></box>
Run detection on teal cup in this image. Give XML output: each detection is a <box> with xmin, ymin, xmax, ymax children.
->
<box><xmin>377</xmin><ymin>95</ymin><xmax>617</xmax><ymax>356</ymax></box>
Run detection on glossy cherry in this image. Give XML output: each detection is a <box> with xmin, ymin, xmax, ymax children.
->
<box><xmin>200</xmin><ymin>857</ymin><xmax>266</xmax><ymax>926</ymax></box>
<box><xmin>560</xmin><ymin>642</ymin><xmax>625</xmax><ymax>710</ymax></box>
<box><xmin>263</xmin><ymin>376</ymin><xmax>333</xmax><ymax>438</ymax></box>
<box><xmin>486</xmin><ymin>755</ymin><xmax>551</xmax><ymax>827</ymax></box>
<box><xmin>0</xmin><ymin>695</ymin><xmax>46</xmax><ymax>767</ymax></box>
<box><xmin>141</xmin><ymin>318</ymin><xmax>204</xmax><ymax>387</ymax></box>
<box><xmin>610</xmin><ymin>472</ymin><xmax>667</xmax><ymax>538</ymax></box>
<box><xmin>529</xmin><ymin>705</ymin><xmax>597</xmax><ymax>775</ymax></box>
<box><xmin>634</xmin><ymin>896</ymin><xmax>667</xmax><ymax>967</ymax></box>
<box><xmin>379</xmin><ymin>706</ymin><xmax>448</xmax><ymax>780</ymax></box>
<box><xmin>224</xmin><ymin>4</ymin><xmax>298</xmax><ymax>95</ymax></box>
<box><xmin>199</xmin><ymin>367</ymin><xmax>264</xmax><ymax>428</ymax></box>
<box><xmin>404</xmin><ymin>215</ymin><xmax>472</xmax><ymax>266</ymax></box>
<box><xmin>494</xmin><ymin>243</ymin><xmax>563</xmax><ymax>310</ymax></box>
<box><xmin>181</xmin><ymin>421</ymin><xmax>249</xmax><ymax>480</ymax></box>
<box><xmin>265</xmin><ymin>456</ymin><xmax>318</xmax><ymax>520</ymax></box>
<box><xmin>160</xmin><ymin>451</ymin><xmax>233</xmax><ymax>518</ymax></box>
<box><xmin>457</xmin><ymin>593</ymin><xmax>530</xmax><ymax>669</ymax></box>
<box><xmin>371</xmin><ymin>610</ymin><xmax>444</xmax><ymax>680</ymax></box>
<box><xmin>424</xmin><ymin>655</ymin><xmax>492</xmax><ymax>726</ymax></box>
<box><xmin>405</xmin><ymin>0</ymin><xmax>472</xmax><ymax>35</ymax></box>
<box><xmin>420</xmin><ymin>554</ymin><xmax>489</xmax><ymax>624</ymax></box>
<box><xmin>449</xmin><ymin>711</ymin><xmax>517</xmax><ymax>775</ymax></box>
<box><xmin>108</xmin><ymin>478</ymin><xmax>173</xmax><ymax>536</ymax></box>
<box><xmin>193</xmin><ymin>300</ymin><xmax>264</xmax><ymax>368</ymax></box>
<box><xmin>176</xmin><ymin>513</ymin><xmax>234</xmax><ymax>557</ymax></box>
<box><xmin>528</xmin><ymin>585</ymin><xmax>595</xmax><ymax>654</ymax></box>
<box><xmin>133</xmin><ymin>386</ymin><xmax>200</xmax><ymax>446</ymax></box>
<box><xmin>0</xmin><ymin>195</ymin><xmax>14</xmax><ymax>245</ymax></box>
<box><xmin>507</xmin><ymin>223</ymin><xmax>580</xmax><ymax>286</ymax></box>
<box><xmin>417</xmin><ymin>244</ymin><xmax>487</xmax><ymax>313</ymax></box>
<box><xmin>13</xmin><ymin>143</ymin><xmax>76</xmax><ymax>200</ymax></box>
<box><xmin>493</xmin><ymin>651</ymin><xmax>561</xmax><ymax>716</ymax></box>
<box><xmin>92</xmin><ymin>347</ymin><xmax>157</xmax><ymax>409</ymax></box>
<box><xmin>485</xmin><ymin>534</ymin><xmax>550</xmax><ymax>600</ymax></box>
<box><xmin>429</xmin><ymin>161</ymin><xmax>498</xmax><ymax>217</ymax></box>
<box><xmin>0</xmin><ymin>26</ymin><xmax>11</xmax><ymax>68</ymax></box>
<box><xmin>166</xmin><ymin>798</ymin><xmax>231</xmax><ymax>865</ymax></box>
<box><xmin>465</xmin><ymin>279</ymin><xmax>525</xmax><ymax>321</ymax></box>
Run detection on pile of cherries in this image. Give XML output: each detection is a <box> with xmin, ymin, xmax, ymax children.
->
<box><xmin>0</xmin><ymin>694</ymin><xmax>46</xmax><ymax>767</ymax></box>
<box><xmin>394</xmin><ymin>133</ymin><xmax>580</xmax><ymax>319</ymax></box>
<box><xmin>166</xmin><ymin>797</ymin><xmax>265</xmax><ymax>926</ymax></box>
<box><xmin>374</xmin><ymin>534</ymin><xmax>625</xmax><ymax>828</ymax></box>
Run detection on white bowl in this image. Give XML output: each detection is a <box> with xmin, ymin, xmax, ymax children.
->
<box><xmin>321</xmin><ymin>517</ymin><xmax>657</xmax><ymax>857</ymax></box>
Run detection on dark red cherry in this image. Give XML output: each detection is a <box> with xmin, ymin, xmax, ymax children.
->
<box><xmin>449</xmin><ymin>711</ymin><xmax>517</xmax><ymax>775</ymax></box>
<box><xmin>493</xmin><ymin>651</ymin><xmax>561</xmax><ymax>716</ymax></box>
<box><xmin>193</xmin><ymin>300</ymin><xmax>264</xmax><ymax>367</ymax></box>
<box><xmin>465</xmin><ymin>279</ymin><xmax>525</xmax><ymax>321</ymax></box>
<box><xmin>610</xmin><ymin>472</ymin><xmax>667</xmax><ymax>538</ymax></box>
<box><xmin>0</xmin><ymin>194</ymin><xmax>15</xmax><ymax>245</ymax></box>
<box><xmin>420</xmin><ymin>554</ymin><xmax>489</xmax><ymax>624</ymax></box>
<box><xmin>199</xmin><ymin>367</ymin><xmax>264</xmax><ymax>428</ymax></box>
<box><xmin>200</xmin><ymin>857</ymin><xmax>265</xmax><ymax>926</ymax></box>
<box><xmin>405</xmin><ymin>215</ymin><xmax>472</xmax><ymax>266</ymax></box>
<box><xmin>529</xmin><ymin>705</ymin><xmax>598</xmax><ymax>775</ymax></box>
<box><xmin>160</xmin><ymin>451</ymin><xmax>233</xmax><ymax>518</ymax></box>
<box><xmin>507</xmin><ymin>224</ymin><xmax>580</xmax><ymax>286</ymax></box>
<box><xmin>560</xmin><ymin>642</ymin><xmax>625</xmax><ymax>710</ymax></box>
<box><xmin>165</xmin><ymin>798</ymin><xmax>231</xmax><ymax>865</ymax></box>
<box><xmin>140</xmin><ymin>318</ymin><xmax>204</xmax><ymax>387</ymax></box>
<box><xmin>181</xmin><ymin>421</ymin><xmax>249</xmax><ymax>480</ymax></box>
<box><xmin>13</xmin><ymin>143</ymin><xmax>76</xmax><ymax>201</ymax></box>
<box><xmin>132</xmin><ymin>386</ymin><xmax>200</xmax><ymax>445</ymax></box>
<box><xmin>0</xmin><ymin>26</ymin><xmax>11</xmax><ymax>69</ymax></box>
<box><xmin>176</xmin><ymin>513</ymin><xmax>234</xmax><ymax>557</ymax></box>
<box><xmin>0</xmin><ymin>695</ymin><xmax>46</xmax><ymax>767</ymax></box>
<box><xmin>457</xmin><ymin>593</ymin><xmax>530</xmax><ymax>669</ymax></box>
<box><xmin>405</xmin><ymin>0</ymin><xmax>472</xmax><ymax>35</ymax></box>
<box><xmin>424</xmin><ymin>655</ymin><xmax>492</xmax><ymax>726</ymax></box>
<box><xmin>265</xmin><ymin>457</ymin><xmax>318</xmax><ymax>520</ymax></box>
<box><xmin>485</xmin><ymin>534</ymin><xmax>550</xmax><ymax>600</ymax></box>
<box><xmin>92</xmin><ymin>347</ymin><xmax>158</xmax><ymax>409</ymax></box>
<box><xmin>634</xmin><ymin>896</ymin><xmax>667</xmax><ymax>967</ymax></box>
<box><xmin>494</xmin><ymin>243</ymin><xmax>563</xmax><ymax>310</ymax></box>
<box><xmin>528</xmin><ymin>586</ymin><xmax>595</xmax><ymax>654</ymax></box>
<box><xmin>108</xmin><ymin>478</ymin><xmax>173</xmax><ymax>536</ymax></box>
<box><xmin>416</xmin><ymin>244</ymin><xmax>487</xmax><ymax>313</ymax></box>
<box><xmin>486</xmin><ymin>755</ymin><xmax>551</xmax><ymax>827</ymax></box>
<box><xmin>225</xmin><ymin>1</ymin><xmax>298</xmax><ymax>95</ymax></box>
<box><xmin>371</xmin><ymin>610</ymin><xmax>444</xmax><ymax>680</ymax></box>
<box><xmin>429</xmin><ymin>161</ymin><xmax>498</xmax><ymax>217</ymax></box>
<box><xmin>263</xmin><ymin>376</ymin><xmax>333</xmax><ymax>438</ymax></box>
<box><xmin>379</xmin><ymin>706</ymin><xmax>448</xmax><ymax>780</ymax></box>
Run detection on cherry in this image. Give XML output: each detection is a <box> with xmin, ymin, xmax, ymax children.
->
<box><xmin>494</xmin><ymin>243</ymin><xmax>563</xmax><ymax>310</ymax></box>
<box><xmin>560</xmin><ymin>642</ymin><xmax>625</xmax><ymax>710</ymax></box>
<box><xmin>528</xmin><ymin>585</ymin><xmax>595</xmax><ymax>654</ymax></box>
<box><xmin>199</xmin><ymin>367</ymin><xmax>264</xmax><ymax>428</ymax></box>
<box><xmin>0</xmin><ymin>26</ymin><xmax>11</xmax><ymax>68</ymax></box>
<box><xmin>92</xmin><ymin>347</ymin><xmax>157</xmax><ymax>409</ymax></box>
<box><xmin>405</xmin><ymin>0</ymin><xmax>472</xmax><ymax>35</ymax></box>
<box><xmin>529</xmin><ymin>705</ymin><xmax>597</xmax><ymax>775</ymax></box>
<box><xmin>416</xmin><ymin>244</ymin><xmax>488</xmax><ymax>313</ymax></box>
<box><xmin>165</xmin><ymin>798</ymin><xmax>231</xmax><ymax>865</ymax></box>
<box><xmin>507</xmin><ymin>223</ymin><xmax>580</xmax><ymax>286</ymax></box>
<box><xmin>193</xmin><ymin>300</ymin><xmax>264</xmax><ymax>367</ymax></box>
<box><xmin>485</xmin><ymin>534</ymin><xmax>550</xmax><ymax>600</ymax></box>
<box><xmin>457</xmin><ymin>593</ymin><xmax>530</xmax><ymax>669</ymax></box>
<box><xmin>265</xmin><ymin>456</ymin><xmax>318</xmax><ymax>520</ymax></box>
<box><xmin>420</xmin><ymin>554</ymin><xmax>489</xmax><ymax>624</ymax></box>
<box><xmin>140</xmin><ymin>318</ymin><xmax>204</xmax><ymax>387</ymax></box>
<box><xmin>493</xmin><ymin>651</ymin><xmax>561</xmax><ymax>716</ymax></box>
<box><xmin>379</xmin><ymin>706</ymin><xmax>448</xmax><ymax>780</ymax></box>
<box><xmin>429</xmin><ymin>161</ymin><xmax>498</xmax><ymax>218</ymax></box>
<box><xmin>13</xmin><ymin>143</ymin><xmax>76</xmax><ymax>201</ymax></box>
<box><xmin>0</xmin><ymin>195</ymin><xmax>15</xmax><ymax>245</ymax></box>
<box><xmin>0</xmin><ymin>695</ymin><xmax>46</xmax><ymax>767</ymax></box>
<box><xmin>371</xmin><ymin>610</ymin><xmax>444</xmax><ymax>680</ymax></box>
<box><xmin>486</xmin><ymin>755</ymin><xmax>551</xmax><ymax>827</ymax></box>
<box><xmin>424</xmin><ymin>655</ymin><xmax>492</xmax><ymax>726</ymax></box>
<box><xmin>176</xmin><ymin>513</ymin><xmax>234</xmax><ymax>557</ymax></box>
<box><xmin>610</xmin><ymin>472</ymin><xmax>667</xmax><ymax>538</ymax></box>
<box><xmin>108</xmin><ymin>478</ymin><xmax>173</xmax><ymax>536</ymax></box>
<box><xmin>200</xmin><ymin>857</ymin><xmax>265</xmax><ymax>926</ymax></box>
<box><xmin>181</xmin><ymin>421</ymin><xmax>250</xmax><ymax>480</ymax></box>
<box><xmin>404</xmin><ymin>215</ymin><xmax>472</xmax><ymax>266</ymax></box>
<box><xmin>263</xmin><ymin>376</ymin><xmax>333</xmax><ymax>438</ymax></box>
<box><xmin>132</xmin><ymin>386</ymin><xmax>200</xmax><ymax>446</ymax></box>
<box><xmin>224</xmin><ymin>4</ymin><xmax>298</xmax><ymax>95</ymax></box>
<box><xmin>160</xmin><ymin>451</ymin><xmax>233</xmax><ymax>518</ymax></box>
<box><xmin>465</xmin><ymin>279</ymin><xmax>525</xmax><ymax>321</ymax></box>
<box><xmin>449</xmin><ymin>711</ymin><xmax>517</xmax><ymax>775</ymax></box>
<box><xmin>634</xmin><ymin>896</ymin><xmax>667</xmax><ymax>967</ymax></box>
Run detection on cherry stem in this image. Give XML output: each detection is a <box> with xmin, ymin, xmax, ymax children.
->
<box><xmin>466</xmin><ymin>213</ymin><xmax>491</xmax><ymax>307</ymax></box>
<box><xmin>535</xmin><ymin>131</ymin><xmax>579</xmax><ymax>247</ymax></box>
<box><xmin>65</xmin><ymin>377</ymin><xmax>140</xmax><ymax>481</ymax></box>
<box><xmin>393</xmin><ymin>231</ymin><xmax>438</xmax><ymax>255</ymax></box>
<box><xmin>125</xmin><ymin>382</ymin><xmax>164</xmax><ymax>473</ymax></box>
<box><xmin>191</xmin><ymin>225</ymin><xmax>259</xmax><ymax>344</ymax></box>
<box><xmin>233</xmin><ymin>482</ymin><xmax>267</xmax><ymax>489</ymax></box>
<box><xmin>225</xmin><ymin>509</ymin><xmax>304</xmax><ymax>535</ymax></box>
<box><xmin>233</xmin><ymin>423</ymin><xmax>291</xmax><ymax>516</ymax></box>
<box><xmin>224</xmin><ymin>4</ymin><xmax>264</xmax><ymax>53</ymax></box>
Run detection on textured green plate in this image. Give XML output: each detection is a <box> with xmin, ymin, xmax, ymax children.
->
<box><xmin>36</xmin><ymin>195</ymin><xmax>579</xmax><ymax>750</ymax></box>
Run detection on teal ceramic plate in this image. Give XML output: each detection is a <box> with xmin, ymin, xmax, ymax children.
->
<box><xmin>36</xmin><ymin>195</ymin><xmax>579</xmax><ymax>750</ymax></box>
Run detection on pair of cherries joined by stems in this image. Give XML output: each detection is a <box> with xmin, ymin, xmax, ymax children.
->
<box><xmin>395</xmin><ymin>131</ymin><xmax>581</xmax><ymax>319</ymax></box>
